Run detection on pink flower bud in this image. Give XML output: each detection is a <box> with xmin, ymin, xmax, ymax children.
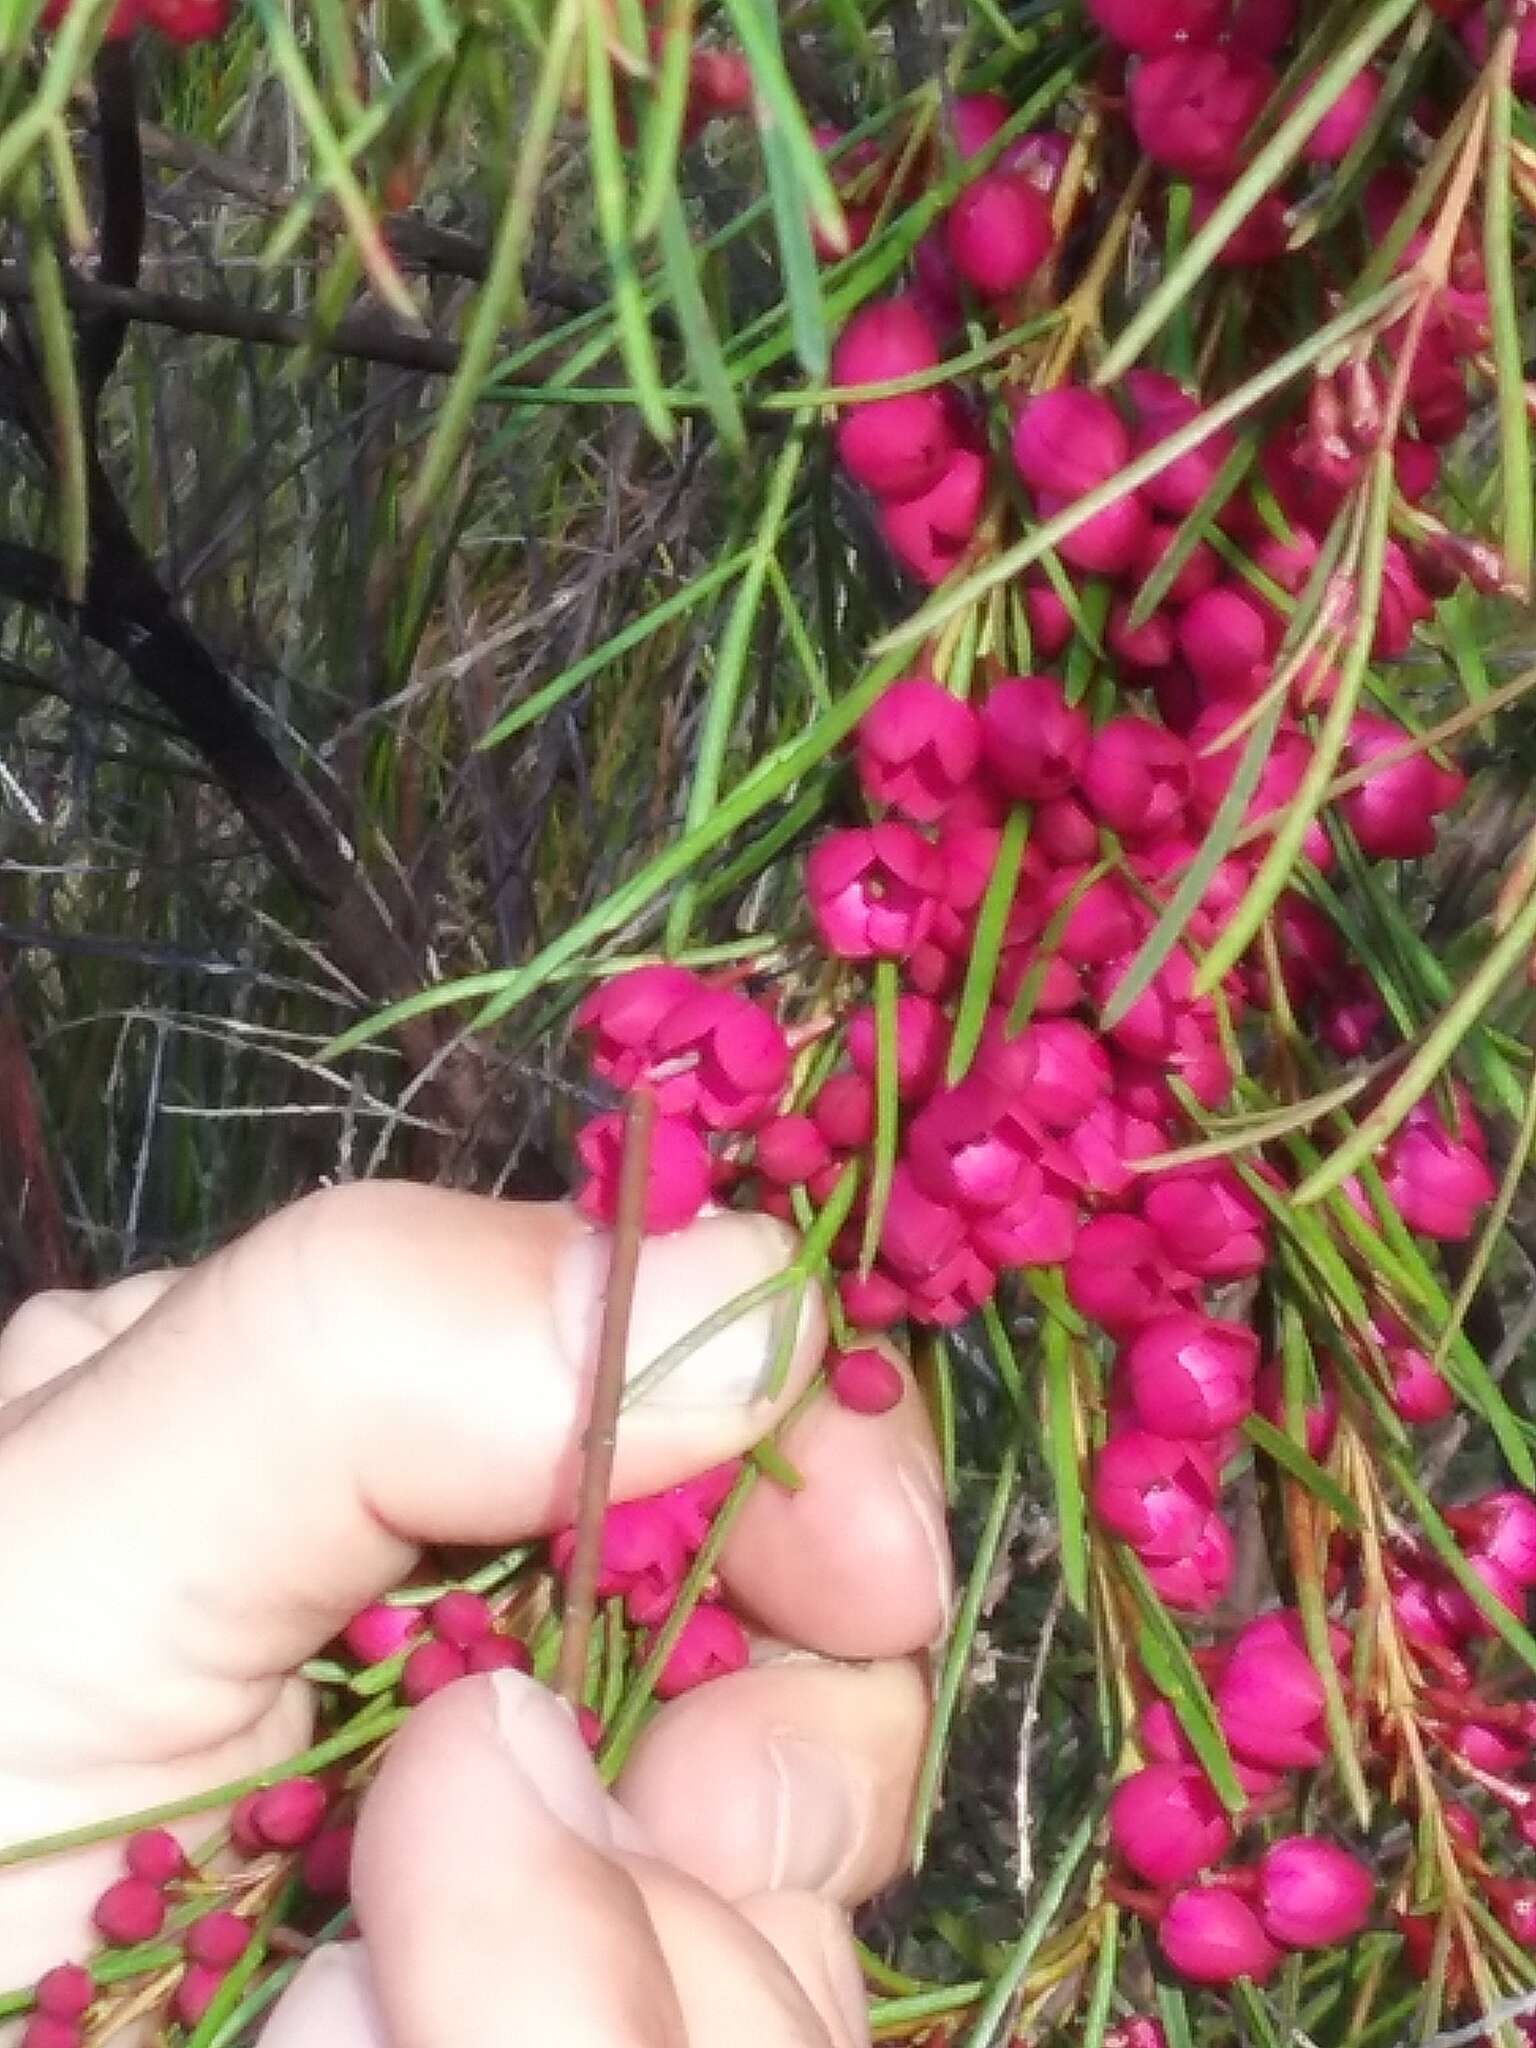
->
<box><xmin>1108</xmin><ymin>599</ymin><xmax>1175</xmax><ymax>671</ymax></box>
<box><xmin>1081</xmin><ymin>717</ymin><xmax>1192</xmax><ymax>842</ymax></box>
<box><xmin>173</xmin><ymin>1968</ymin><xmax>226</xmax><ymax>2029</ymax></box>
<box><xmin>1177</xmin><ymin>585</ymin><xmax>1273</xmax><ymax>697</ymax></box>
<box><xmin>945</xmin><ymin>172</ymin><xmax>1053</xmax><ymax>297</ymax></box>
<box><xmin>831</xmin><ymin>295</ymin><xmax>942</xmax><ymax>385</ymax></box>
<box><xmin>465</xmin><ymin>1636</ymin><xmax>533</xmax><ymax>1675</ymax></box>
<box><xmin>1453</xmin><ymin>1719</ymin><xmax>1526</xmax><ymax>1772</ymax></box>
<box><xmin>807</xmin><ymin>824</ymin><xmax>942</xmax><ymax>960</ymax></box>
<box><xmin>1033</xmin><ymin>792</ymin><xmax>1100</xmax><ymax>864</ymax></box>
<box><xmin>1215</xmin><ymin>1612</ymin><xmax>1328</xmax><ymax>1768</ymax></box>
<box><xmin>1230</xmin><ymin>0</ymin><xmax>1293</xmax><ymax>52</ymax></box>
<box><xmin>1140</xmin><ymin>1163</ymin><xmax>1267</xmax><ymax>1279</ymax></box>
<box><xmin>1452</xmin><ymin>1491</ymin><xmax>1536</xmax><ymax>1587</ymax></box>
<box><xmin>1254</xmin><ymin>1361</ymin><xmax>1338</xmax><ymax>1458</ymax></box>
<box><xmin>1106</xmin><ymin>2023</ymin><xmax>1169</xmax><ymax>2048</ymax></box>
<box><xmin>575</xmin><ymin>1112</ymin><xmax>712</xmax><ymax>1236</ymax></box>
<box><xmin>1138</xmin><ymin>521</ymin><xmax>1220</xmax><ymax>604</ymax></box>
<box><xmin>429</xmin><ymin>1590</ymin><xmax>493</xmax><ymax>1648</ymax></box>
<box><xmin>34</xmin><ymin>1968</ymin><xmax>92</xmax><ymax>2022</ymax></box>
<box><xmin>856</xmin><ymin>677</ymin><xmax>982</xmax><ymax>821</ymax></box>
<box><xmin>125</xmin><ymin>1828</ymin><xmax>184</xmax><ymax>1885</ymax></box>
<box><xmin>945</xmin><ymin>92</ymin><xmax>1011</xmax><ymax>157</ymax></box>
<box><xmin>1087</xmin><ymin>0</ymin><xmax>1228</xmax><ymax>52</ymax></box>
<box><xmin>1340</xmin><ymin>712</ymin><xmax>1464</xmax><ymax>860</ymax></box>
<box><xmin>251</xmin><ymin>1777</ymin><xmax>327</xmax><ymax>1850</ymax></box>
<box><xmin>301</xmin><ymin>1824</ymin><xmax>356</xmax><ymax>1897</ymax></box>
<box><xmin>1092</xmin><ymin>1430</ymin><xmax>1219</xmax><ymax>1556</ymax></box>
<box><xmin>342</xmin><ymin>1601</ymin><xmax>418</xmax><ymax>1666</ymax></box>
<box><xmin>1130</xmin><ymin>50</ymin><xmax>1276</xmax><ymax>183</ymax></box>
<box><xmin>652</xmin><ymin>1603</ymin><xmax>749</xmax><ymax>1698</ymax></box>
<box><xmin>838</xmin><ymin>1266</ymin><xmax>909</xmax><ymax>1330</ymax></box>
<box><xmin>882</xmin><ymin>444</ymin><xmax>986</xmax><ymax>584</ymax></box>
<box><xmin>830</xmin><ymin>1346</ymin><xmax>904</xmax><ymax>1414</ymax></box>
<box><xmin>979</xmin><ymin>675</ymin><xmax>1090</xmax><ymax>800</ymax></box>
<box><xmin>1386</xmin><ymin>1340</ymin><xmax>1454</xmax><ymax>1425</ymax></box>
<box><xmin>1036</xmin><ymin>488</ymin><xmax>1152</xmax><ymax>577</ymax></box>
<box><xmin>755</xmin><ymin>1115</ymin><xmax>832</xmax><ymax>1186</ymax></box>
<box><xmin>1297</xmin><ymin>66</ymin><xmax>1381</xmax><ymax>162</ymax></box>
<box><xmin>1024</xmin><ymin>579</ymin><xmax>1074</xmax><ymax>657</ymax></box>
<box><xmin>1159</xmin><ymin>1887</ymin><xmax>1283</xmax><ymax>1985</ymax></box>
<box><xmin>1257</xmin><ymin>1836</ymin><xmax>1374</xmax><ymax>1947</ymax></box>
<box><xmin>1011</xmin><ymin>387</ymin><xmax>1129</xmax><ymax>497</ymax></box>
<box><xmin>1110</xmin><ymin>1763</ymin><xmax>1234</xmax><ymax>1885</ymax></box>
<box><xmin>1124</xmin><ymin>370</ymin><xmax>1236</xmax><ymax>518</ymax></box>
<box><xmin>401</xmin><ymin>1638</ymin><xmax>470</xmax><ymax>1704</ymax></box>
<box><xmin>93</xmin><ymin>1877</ymin><xmax>167</xmax><ymax>1947</ymax></box>
<box><xmin>1140</xmin><ymin>1697</ymin><xmax>1284</xmax><ymax>1797</ymax></box>
<box><xmin>21</xmin><ymin>2019</ymin><xmax>83</xmax><ymax>2048</ymax></box>
<box><xmin>849</xmin><ymin>991</ymin><xmax>952</xmax><ymax>1099</ymax></box>
<box><xmin>812</xmin><ymin>1072</ymin><xmax>875</xmax><ymax>1150</ymax></box>
<box><xmin>837</xmin><ymin>392</ymin><xmax>955</xmax><ymax>503</ymax></box>
<box><xmin>575</xmin><ymin>964</ymin><xmax>703</xmax><ymax>1090</ymax></box>
<box><xmin>1123</xmin><ymin>1311</ymin><xmax>1259</xmax><ymax>1439</ymax></box>
<box><xmin>1317</xmin><ymin>971</ymin><xmax>1383</xmax><ymax>1056</ymax></box>
<box><xmin>1189</xmin><ymin>182</ymin><xmax>1291</xmax><ymax>265</ymax></box>
<box><xmin>186</xmin><ymin>1911</ymin><xmax>252</xmax><ymax>1969</ymax></box>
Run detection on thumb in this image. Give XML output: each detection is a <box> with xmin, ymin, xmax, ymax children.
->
<box><xmin>0</xmin><ymin>1184</ymin><xmax>822</xmax><ymax>1763</ymax></box>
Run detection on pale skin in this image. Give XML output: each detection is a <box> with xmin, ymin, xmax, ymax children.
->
<box><xmin>0</xmin><ymin>1184</ymin><xmax>952</xmax><ymax>2047</ymax></box>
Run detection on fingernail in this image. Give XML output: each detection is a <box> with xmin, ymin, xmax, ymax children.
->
<box><xmin>487</xmin><ymin>1670</ymin><xmax>617</xmax><ymax>1849</ymax></box>
<box><xmin>553</xmin><ymin>1212</ymin><xmax>808</xmax><ymax>1409</ymax></box>
<box><xmin>765</xmin><ymin>1735</ymin><xmax>871</xmax><ymax>1896</ymax></box>
<box><xmin>893</xmin><ymin>1444</ymin><xmax>955</xmax><ymax>1643</ymax></box>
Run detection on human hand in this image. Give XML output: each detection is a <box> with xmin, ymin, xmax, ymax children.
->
<box><xmin>0</xmin><ymin>1185</ymin><xmax>952</xmax><ymax>2043</ymax></box>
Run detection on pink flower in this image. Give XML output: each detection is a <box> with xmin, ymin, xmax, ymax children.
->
<box><xmin>575</xmin><ymin>964</ymin><xmax>702</xmax><ymax>1088</ymax></box>
<box><xmin>1140</xmin><ymin>1163</ymin><xmax>1267</xmax><ymax>1279</ymax></box>
<box><xmin>1382</xmin><ymin>1326</ymin><xmax>1455</xmax><ymax>1425</ymax></box>
<box><xmin>971</xmin><ymin>1171</ymin><xmax>1081</xmax><ymax>1268</ymax></box>
<box><xmin>1086</xmin><ymin>0</ymin><xmax>1228</xmax><ymax>53</ymax></box>
<box><xmin>1159</xmin><ymin>1888</ymin><xmax>1282</xmax><ymax>1985</ymax></box>
<box><xmin>575</xmin><ymin>1112</ymin><xmax>711</xmax><ymax>1235</ymax></box>
<box><xmin>551</xmin><ymin>1496</ymin><xmax>689</xmax><ymax>1616</ymax></box>
<box><xmin>1138</xmin><ymin>520</ymin><xmax>1219</xmax><ymax>604</ymax></box>
<box><xmin>1215</xmin><ymin>1611</ymin><xmax>1328</xmax><ymax>1769</ymax></box>
<box><xmin>1058</xmin><ymin>1096</ymin><xmax>1165</xmax><ymax>1200</ymax></box>
<box><xmin>1091</xmin><ymin>1429</ymin><xmax>1218</xmax><ymax>1556</ymax></box>
<box><xmin>1144</xmin><ymin>1510</ymin><xmax>1236</xmax><ymax>1610</ymax></box>
<box><xmin>648</xmin><ymin>986</ymin><xmax>791</xmax><ymax>1129</ymax></box>
<box><xmin>1140</xmin><ymin>1697</ymin><xmax>1284</xmax><ymax>1797</ymax></box>
<box><xmin>1450</xmin><ymin>1491</ymin><xmax>1536</xmax><ymax>1588</ymax></box>
<box><xmin>882</xmin><ymin>444</ymin><xmax>987</xmax><ymax>583</ymax></box>
<box><xmin>1123</xmin><ymin>1311</ymin><xmax>1259</xmax><ymax>1439</ymax></box>
<box><xmin>1130</xmin><ymin>50</ymin><xmax>1276</xmax><ymax>182</ymax></box>
<box><xmin>1340</xmin><ymin>711</ymin><xmax>1464</xmax><ymax>859</ymax></box>
<box><xmin>1069</xmin><ymin>1213</ymin><xmax>1191</xmax><ymax>1331</ymax></box>
<box><xmin>944</xmin><ymin>173</ymin><xmax>1054</xmax><ymax>297</ymax></box>
<box><xmin>831</xmin><ymin>295</ymin><xmax>942</xmax><ymax>385</ymax></box>
<box><xmin>651</xmin><ymin>1603</ymin><xmax>749</xmax><ymax>1698</ymax></box>
<box><xmin>877</xmin><ymin>1164</ymin><xmax>968</xmax><ymax>1278</ymax></box>
<box><xmin>1081</xmin><ymin>717</ymin><xmax>1192</xmax><ymax>842</ymax></box>
<box><xmin>1297</xmin><ymin>65</ymin><xmax>1382</xmax><ymax>162</ymax></box>
<box><xmin>806</xmin><ymin>824</ymin><xmax>942</xmax><ymax>960</ymax></box>
<box><xmin>991</xmin><ymin>1015</ymin><xmax>1114</xmax><ymax>1128</ymax></box>
<box><xmin>1109</xmin><ymin>1764</ymin><xmax>1234</xmax><ymax>1885</ymax></box>
<box><xmin>1379</xmin><ymin>1108</ymin><xmax>1495</xmax><ymax>1242</ymax></box>
<box><xmin>1189</xmin><ymin>182</ymin><xmax>1291</xmax><ymax>265</ymax></box>
<box><xmin>1035</xmin><ymin>488</ymin><xmax>1151</xmax><ymax>577</ymax></box>
<box><xmin>906</xmin><ymin>1242</ymin><xmax>999</xmax><ymax>1325</ymax></box>
<box><xmin>1011</xmin><ymin>387</ymin><xmax>1129</xmax><ymax>496</ymax></box>
<box><xmin>1257</xmin><ymin>1837</ymin><xmax>1374</xmax><ymax>1947</ymax></box>
<box><xmin>837</xmin><ymin>392</ymin><xmax>955</xmax><ymax>503</ymax></box>
<box><xmin>655</xmin><ymin>1462</ymin><xmax>741</xmax><ymax>1548</ymax></box>
<box><xmin>979</xmin><ymin>675</ymin><xmax>1090</xmax><ymax>801</ymax></box>
<box><xmin>907</xmin><ymin>1080</ymin><xmax>1043</xmax><ymax>1214</ymax></box>
<box><xmin>856</xmin><ymin>678</ymin><xmax>982</xmax><ymax>821</ymax></box>
<box><xmin>1317</xmin><ymin>970</ymin><xmax>1384</xmax><ymax>1056</ymax></box>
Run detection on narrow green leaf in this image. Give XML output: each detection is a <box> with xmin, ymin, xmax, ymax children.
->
<box><xmin>1042</xmin><ymin>1321</ymin><xmax>1089</xmax><ymax>1612</ymax></box>
<box><xmin>959</xmin><ymin>1810</ymin><xmax>1098</xmax><ymax>2048</ymax></box>
<box><xmin>1243</xmin><ymin>1415</ymin><xmax>1360</xmax><ymax>1530</ymax></box>
<box><xmin>656</xmin><ymin>188</ymin><xmax>748</xmax><ymax>452</ymax></box>
<box><xmin>947</xmin><ymin>806</ymin><xmax>1030</xmax><ymax>1082</ymax></box>
<box><xmin>861</xmin><ymin>958</ymin><xmax>902</xmax><ymax>1273</ymax></box>
<box><xmin>1119</xmin><ymin>1552</ymin><xmax>1246</xmax><ymax>1815</ymax></box>
<box><xmin>1484</xmin><ymin>50</ymin><xmax>1533</xmax><ymax>591</ymax></box>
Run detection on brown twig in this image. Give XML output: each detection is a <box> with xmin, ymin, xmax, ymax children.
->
<box><xmin>554</xmin><ymin>1089</ymin><xmax>656</xmax><ymax>1707</ymax></box>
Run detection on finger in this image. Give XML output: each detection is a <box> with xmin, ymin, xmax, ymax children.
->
<box><xmin>353</xmin><ymin>1670</ymin><xmax>687</xmax><ymax>2048</ymax></box>
<box><xmin>0</xmin><ymin>1187</ymin><xmax>823</xmax><ymax>1761</ymax></box>
<box><xmin>627</xmin><ymin>1858</ymin><xmax>834</xmax><ymax>2048</ymax></box>
<box><xmin>615</xmin><ymin>1655</ymin><xmax>929</xmax><ymax>1906</ymax></box>
<box><xmin>0</xmin><ymin>1270</ymin><xmax>181</xmax><ymax>1402</ymax></box>
<box><xmin>737</xmin><ymin>1893</ymin><xmax>872</xmax><ymax>2048</ymax></box>
<box><xmin>719</xmin><ymin>1353</ymin><xmax>951</xmax><ymax>1658</ymax></box>
<box><xmin>260</xmin><ymin>1944</ymin><xmax>387</xmax><ymax>2048</ymax></box>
